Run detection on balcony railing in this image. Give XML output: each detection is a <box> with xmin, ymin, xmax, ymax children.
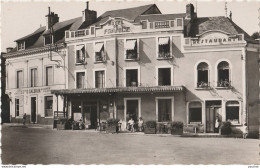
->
<box><xmin>197</xmin><ymin>81</ymin><xmax>210</xmax><ymax>88</ymax></box>
<box><xmin>217</xmin><ymin>80</ymin><xmax>231</xmax><ymax>88</ymax></box>
<box><xmin>158</xmin><ymin>51</ymin><xmax>172</xmax><ymax>59</ymax></box>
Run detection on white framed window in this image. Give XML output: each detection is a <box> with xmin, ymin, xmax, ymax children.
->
<box><xmin>155</xmin><ymin>97</ymin><xmax>174</xmax><ymax>122</ymax></box>
<box><xmin>15</xmin><ymin>97</ymin><xmax>24</xmax><ymax>117</ymax></box>
<box><xmin>124</xmin><ymin>39</ymin><xmax>139</xmax><ymax>60</ymax></box>
<box><xmin>141</xmin><ymin>20</ymin><xmax>148</xmax><ymax>29</ymax></box>
<box><xmin>30</xmin><ymin>67</ymin><xmax>38</xmax><ymax>87</ymax></box>
<box><xmin>156</xmin><ymin>36</ymin><xmax>172</xmax><ymax>59</ymax></box>
<box><xmin>156</xmin><ymin>66</ymin><xmax>173</xmax><ymax>86</ymax></box>
<box><xmin>45</xmin><ymin>66</ymin><xmax>54</xmax><ymax>86</ymax></box>
<box><xmin>16</xmin><ymin>70</ymin><xmax>23</xmax><ymax>88</ymax></box>
<box><xmin>94</xmin><ymin>42</ymin><xmax>106</xmax><ymax>62</ymax></box>
<box><xmin>75</xmin><ymin>44</ymin><xmax>86</xmax><ymax>64</ymax></box>
<box><xmin>188</xmin><ymin>102</ymin><xmax>202</xmax><ymax>124</ymax></box>
<box><xmin>177</xmin><ymin>18</ymin><xmax>183</xmax><ymax>27</ymax></box>
<box><xmin>75</xmin><ymin>70</ymin><xmax>86</xmax><ymax>89</ymax></box>
<box><xmin>124</xmin><ymin>67</ymin><xmax>140</xmax><ymax>87</ymax></box>
<box><xmin>155</xmin><ymin>21</ymin><xmax>170</xmax><ymax>29</ymax></box>
<box><xmin>217</xmin><ymin>61</ymin><xmax>231</xmax><ymax>87</ymax></box>
<box><xmin>197</xmin><ymin>62</ymin><xmax>209</xmax><ymax>88</ymax></box>
<box><xmin>226</xmin><ymin>101</ymin><xmax>240</xmax><ymax>124</ymax></box>
<box><xmin>94</xmin><ymin>69</ymin><xmax>106</xmax><ymax>88</ymax></box>
<box><xmin>17</xmin><ymin>41</ymin><xmax>25</xmax><ymax>50</ymax></box>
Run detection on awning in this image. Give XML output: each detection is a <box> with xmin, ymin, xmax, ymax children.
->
<box><xmin>51</xmin><ymin>86</ymin><xmax>184</xmax><ymax>95</ymax></box>
<box><xmin>95</xmin><ymin>43</ymin><xmax>104</xmax><ymax>52</ymax></box>
<box><xmin>125</xmin><ymin>40</ymin><xmax>137</xmax><ymax>50</ymax></box>
<box><xmin>158</xmin><ymin>37</ymin><xmax>169</xmax><ymax>45</ymax></box>
<box><xmin>76</xmin><ymin>45</ymin><xmax>85</xmax><ymax>50</ymax></box>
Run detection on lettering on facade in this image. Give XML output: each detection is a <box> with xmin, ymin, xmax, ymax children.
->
<box><xmin>14</xmin><ymin>87</ymin><xmax>51</xmax><ymax>95</ymax></box>
<box><xmin>104</xmin><ymin>20</ymin><xmax>130</xmax><ymax>35</ymax></box>
<box><xmin>191</xmin><ymin>36</ymin><xmax>243</xmax><ymax>46</ymax></box>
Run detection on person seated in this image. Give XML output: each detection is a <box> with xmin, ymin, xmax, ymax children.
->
<box><xmin>138</xmin><ymin>117</ymin><xmax>144</xmax><ymax>132</ymax></box>
<box><xmin>128</xmin><ymin>118</ymin><xmax>135</xmax><ymax>132</ymax></box>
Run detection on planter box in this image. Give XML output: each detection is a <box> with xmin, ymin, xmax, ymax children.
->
<box><xmin>171</xmin><ymin>128</ymin><xmax>183</xmax><ymax>135</ymax></box>
<box><xmin>106</xmin><ymin>126</ymin><xmax>117</xmax><ymax>133</ymax></box>
<box><xmin>144</xmin><ymin>127</ymin><xmax>156</xmax><ymax>134</ymax></box>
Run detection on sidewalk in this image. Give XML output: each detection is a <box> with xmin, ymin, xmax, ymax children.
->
<box><xmin>2</xmin><ymin>123</ymin><xmax>53</xmax><ymax>129</ymax></box>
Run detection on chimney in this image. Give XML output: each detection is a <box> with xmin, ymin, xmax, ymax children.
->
<box><xmin>6</xmin><ymin>47</ymin><xmax>13</xmax><ymax>53</ymax></box>
<box><xmin>186</xmin><ymin>3</ymin><xmax>195</xmax><ymax>20</ymax></box>
<box><xmin>82</xmin><ymin>2</ymin><xmax>97</xmax><ymax>26</ymax></box>
<box><xmin>46</xmin><ymin>7</ymin><xmax>59</xmax><ymax>30</ymax></box>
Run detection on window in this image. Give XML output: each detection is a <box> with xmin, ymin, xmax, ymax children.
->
<box><xmin>15</xmin><ymin>97</ymin><xmax>23</xmax><ymax>117</ymax></box>
<box><xmin>217</xmin><ymin>61</ymin><xmax>230</xmax><ymax>87</ymax></box>
<box><xmin>76</xmin><ymin>72</ymin><xmax>85</xmax><ymax>89</ymax></box>
<box><xmin>95</xmin><ymin>71</ymin><xmax>105</xmax><ymax>88</ymax></box>
<box><xmin>95</xmin><ymin>42</ymin><xmax>105</xmax><ymax>62</ymax></box>
<box><xmin>158</xmin><ymin>99</ymin><xmax>172</xmax><ymax>122</ymax></box>
<box><xmin>158</xmin><ymin>37</ymin><xmax>171</xmax><ymax>58</ymax></box>
<box><xmin>189</xmin><ymin>102</ymin><xmax>202</xmax><ymax>124</ymax></box>
<box><xmin>170</xmin><ymin>21</ymin><xmax>174</xmax><ymax>27</ymax></box>
<box><xmin>226</xmin><ymin>101</ymin><xmax>240</xmax><ymax>124</ymax></box>
<box><xmin>91</xmin><ymin>27</ymin><xmax>95</xmax><ymax>35</ymax></box>
<box><xmin>45</xmin><ymin>96</ymin><xmax>53</xmax><ymax>117</ymax></box>
<box><xmin>46</xmin><ymin>66</ymin><xmax>53</xmax><ymax>86</ymax></box>
<box><xmin>16</xmin><ymin>70</ymin><xmax>23</xmax><ymax>88</ymax></box>
<box><xmin>150</xmin><ymin>22</ymin><xmax>153</xmax><ymax>29</ymax></box>
<box><xmin>158</xmin><ymin>68</ymin><xmax>171</xmax><ymax>86</ymax></box>
<box><xmin>45</xmin><ymin>35</ymin><xmax>53</xmax><ymax>45</ymax></box>
<box><xmin>126</xmin><ymin>69</ymin><xmax>138</xmax><ymax>87</ymax></box>
<box><xmin>30</xmin><ymin>68</ymin><xmax>37</xmax><ymax>87</ymax></box>
<box><xmin>18</xmin><ymin>41</ymin><xmax>25</xmax><ymax>50</ymax></box>
<box><xmin>177</xmin><ymin>19</ymin><xmax>182</xmax><ymax>27</ymax></box>
<box><xmin>76</xmin><ymin>45</ymin><xmax>85</xmax><ymax>64</ymax></box>
<box><xmin>197</xmin><ymin>62</ymin><xmax>209</xmax><ymax>88</ymax></box>
<box><xmin>125</xmin><ymin>39</ymin><xmax>137</xmax><ymax>59</ymax></box>
<box><xmin>141</xmin><ymin>21</ymin><xmax>147</xmax><ymax>29</ymax></box>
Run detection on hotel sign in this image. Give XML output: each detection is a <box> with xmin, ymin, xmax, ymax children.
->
<box><xmin>104</xmin><ymin>20</ymin><xmax>130</xmax><ymax>35</ymax></box>
<box><xmin>14</xmin><ymin>87</ymin><xmax>51</xmax><ymax>95</ymax></box>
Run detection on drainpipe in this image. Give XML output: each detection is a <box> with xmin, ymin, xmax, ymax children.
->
<box><xmin>242</xmin><ymin>45</ymin><xmax>247</xmax><ymax>126</ymax></box>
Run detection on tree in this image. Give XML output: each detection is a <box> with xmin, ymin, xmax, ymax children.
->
<box><xmin>251</xmin><ymin>32</ymin><xmax>260</xmax><ymax>40</ymax></box>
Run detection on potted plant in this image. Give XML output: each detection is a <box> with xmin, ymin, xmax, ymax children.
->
<box><xmin>144</xmin><ymin>120</ymin><xmax>156</xmax><ymax>134</ymax></box>
<box><xmin>106</xmin><ymin>118</ymin><xmax>120</xmax><ymax>133</ymax></box>
<box><xmin>170</xmin><ymin>121</ymin><xmax>183</xmax><ymax>135</ymax></box>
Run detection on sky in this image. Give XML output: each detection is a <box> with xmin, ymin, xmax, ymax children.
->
<box><xmin>1</xmin><ymin>0</ymin><xmax>260</xmax><ymax>52</ymax></box>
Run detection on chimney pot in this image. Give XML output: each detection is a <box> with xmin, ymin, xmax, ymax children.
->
<box><xmin>186</xmin><ymin>3</ymin><xmax>195</xmax><ymax>20</ymax></box>
<box><xmin>86</xmin><ymin>1</ymin><xmax>89</xmax><ymax>10</ymax></box>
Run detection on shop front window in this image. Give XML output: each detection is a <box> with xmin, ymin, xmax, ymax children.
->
<box><xmin>226</xmin><ymin>101</ymin><xmax>240</xmax><ymax>124</ymax></box>
<box><xmin>45</xmin><ymin>96</ymin><xmax>53</xmax><ymax>117</ymax></box>
<box><xmin>158</xmin><ymin>99</ymin><xmax>172</xmax><ymax>122</ymax></box>
<box><xmin>189</xmin><ymin>102</ymin><xmax>202</xmax><ymax>124</ymax></box>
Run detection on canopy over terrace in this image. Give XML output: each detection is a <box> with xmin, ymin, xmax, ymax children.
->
<box><xmin>51</xmin><ymin>86</ymin><xmax>185</xmax><ymax>128</ymax></box>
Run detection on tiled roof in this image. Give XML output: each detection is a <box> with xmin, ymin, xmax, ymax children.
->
<box><xmin>135</xmin><ymin>13</ymin><xmax>186</xmax><ymax>22</ymax></box>
<box><xmin>51</xmin><ymin>86</ymin><xmax>184</xmax><ymax>95</ymax></box>
<box><xmin>15</xmin><ymin>26</ymin><xmax>46</xmax><ymax>42</ymax></box>
<box><xmin>189</xmin><ymin>16</ymin><xmax>257</xmax><ymax>43</ymax></box>
<box><xmin>99</xmin><ymin>4</ymin><xmax>158</xmax><ymax>21</ymax></box>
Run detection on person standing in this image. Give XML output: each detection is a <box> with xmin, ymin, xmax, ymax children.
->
<box><xmin>215</xmin><ymin>116</ymin><xmax>220</xmax><ymax>133</ymax></box>
<box><xmin>23</xmin><ymin>113</ymin><xmax>27</xmax><ymax>125</ymax></box>
<box><xmin>242</xmin><ymin>123</ymin><xmax>248</xmax><ymax>139</ymax></box>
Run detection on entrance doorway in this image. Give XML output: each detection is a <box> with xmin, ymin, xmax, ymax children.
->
<box><xmin>126</xmin><ymin>100</ymin><xmax>139</xmax><ymax>123</ymax></box>
<box><xmin>31</xmin><ymin>97</ymin><xmax>37</xmax><ymax>123</ymax></box>
<box><xmin>83</xmin><ymin>101</ymin><xmax>97</xmax><ymax>129</ymax></box>
<box><xmin>206</xmin><ymin>101</ymin><xmax>222</xmax><ymax>133</ymax></box>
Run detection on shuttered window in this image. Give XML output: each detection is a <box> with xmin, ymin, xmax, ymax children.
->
<box><xmin>46</xmin><ymin>66</ymin><xmax>53</xmax><ymax>86</ymax></box>
<box><xmin>17</xmin><ymin>70</ymin><xmax>23</xmax><ymax>88</ymax></box>
<box><xmin>95</xmin><ymin>71</ymin><xmax>105</xmax><ymax>88</ymax></box>
<box><xmin>30</xmin><ymin>68</ymin><xmax>37</xmax><ymax>87</ymax></box>
<box><xmin>76</xmin><ymin>72</ymin><xmax>85</xmax><ymax>89</ymax></box>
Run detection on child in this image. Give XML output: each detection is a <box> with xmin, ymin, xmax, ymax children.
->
<box><xmin>138</xmin><ymin>117</ymin><xmax>144</xmax><ymax>132</ymax></box>
<box><xmin>242</xmin><ymin>123</ymin><xmax>248</xmax><ymax>139</ymax></box>
<box><xmin>23</xmin><ymin>113</ymin><xmax>27</xmax><ymax>125</ymax></box>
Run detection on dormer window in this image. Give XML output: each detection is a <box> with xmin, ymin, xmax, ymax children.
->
<box><xmin>17</xmin><ymin>41</ymin><xmax>25</xmax><ymax>50</ymax></box>
<box><xmin>44</xmin><ymin>35</ymin><xmax>53</xmax><ymax>45</ymax></box>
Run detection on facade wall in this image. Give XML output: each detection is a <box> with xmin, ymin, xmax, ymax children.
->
<box><xmin>246</xmin><ymin>51</ymin><xmax>260</xmax><ymax>137</ymax></box>
<box><xmin>6</xmin><ymin>52</ymin><xmax>65</xmax><ymax>124</ymax></box>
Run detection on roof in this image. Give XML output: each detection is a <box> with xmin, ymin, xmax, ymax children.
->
<box><xmin>189</xmin><ymin>16</ymin><xmax>257</xmax><ymax>44</ymax></box>
<box><xmin>99</xmin><ymin>4</ymin><xmax>159</xmax><ymax>21</ymax></box>
<box><xmin>51</xmin><ymin>86</ymin><xmax>184</xmax><ymax>95</ymax></box>
<box><xmin>15</xmin><ymin>26</ymin><xmax>46</xmax><ymax>42</ymax></box>
<box><xmin>135</xmin><ymin>13</ymin><xmax>186</xmax><ymax>22</ymax></box>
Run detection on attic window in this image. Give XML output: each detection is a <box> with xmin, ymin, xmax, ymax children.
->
<box><xmin>45</xmin><ymin>35</ymin><xmax>53</xmax><ymax>45</ymax></box>
<box><xmin>141</xmin><ymin>21</ymin><xmax>147</xmax><ymax>29</ymax></box>
<box><xmin>18</xmin><ymin>41</ymin><xmax>25</xmax><ymax>50</ymax></box>
<box><xmin>177</xmin><ymin>19</ymin><xmax>182</xmax><ymax>27</ymax></box>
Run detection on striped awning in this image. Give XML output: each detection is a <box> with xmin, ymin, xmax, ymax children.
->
<box><xmin>95</xmin><ymin>43</ymin><xmax>104</xmax><ymax>52</ymax></box>
<box><xmin>51</xmin><ymin>86</ymin><xmax>184</xmax><ymax>95</ymax></box>
<box><xmin>158</xmin><ymin>37</ymin><xmax>169</xmax><ymax>45</ymax></box>
<box><xmin>125</xmin><ymin>40</ymin><xmax>137</xmax><ymax>50</ymax></box>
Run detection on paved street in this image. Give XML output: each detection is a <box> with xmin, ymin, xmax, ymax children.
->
<box><xmin>1</xmin><ymin>124</ymin><xmax>259</xmax><ymax>165</ymax></box>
